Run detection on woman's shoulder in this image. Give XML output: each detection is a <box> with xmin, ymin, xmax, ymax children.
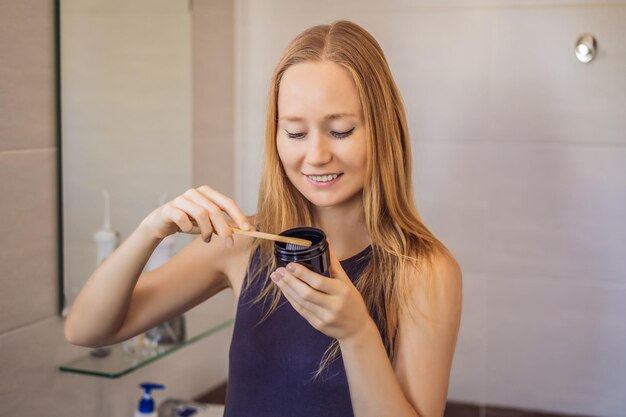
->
<box><xmin>424</xmin><ymin>246</ymin><xmax>462</xmax><ymax>284</ymax></box>
<box><xmin>404</xmin><ymin>245</ymin><xmax>462</xmax><ymax>321</ymax></box>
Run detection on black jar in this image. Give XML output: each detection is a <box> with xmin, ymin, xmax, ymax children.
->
<box><xmin>274</xmin><ymin>227</ymin><xmax>330</xmax><ymax>276</ymax></box>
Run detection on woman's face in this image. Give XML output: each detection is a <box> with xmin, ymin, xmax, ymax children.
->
<box><xmin>276</xmin><ymin>60</ymin><xmax>367</xmax><ymax>208</ymax></box>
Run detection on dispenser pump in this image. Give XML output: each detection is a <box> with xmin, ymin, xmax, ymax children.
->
<box><xmin>135</xmin><ymin>383</ymin><xmax>165</xmax><ymax>416</ymax></box>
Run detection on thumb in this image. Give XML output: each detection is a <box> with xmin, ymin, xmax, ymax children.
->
<box><xmin>327</xmin><ymin>239</ymin><xmax>350</xmax><ymax>282</ymax></box>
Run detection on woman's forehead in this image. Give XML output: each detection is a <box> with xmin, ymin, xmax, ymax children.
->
<box><xmin>278</xmin><ymin>61</ymin><xmax>362</xmax><ymax>119</ymax></box>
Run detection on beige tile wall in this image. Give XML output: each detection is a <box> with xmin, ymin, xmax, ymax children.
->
<box><xmin>0</xmin><ymin>1</ymin><xmax>236</xmax><ymax>416</ymax></box>
<box><xmin>0</xmin><ymin>1</ymin><xmax>55</xmax><ymax>151</ymax></box>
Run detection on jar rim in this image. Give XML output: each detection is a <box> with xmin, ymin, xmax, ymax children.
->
<box><xmin>274</xmin><ymin>227</ymin><xmax>328</xmax><ymax>255</ymax></box>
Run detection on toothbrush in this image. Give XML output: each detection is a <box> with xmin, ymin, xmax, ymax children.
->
<box><xmin>189</xmin><ymin>224</ymin><xmax>312</xmax><ymax>249</ymax></box>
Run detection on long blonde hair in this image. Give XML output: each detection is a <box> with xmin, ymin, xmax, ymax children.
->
<box><xmin>243</xmin><ymin>20</ymin><xmax>451</xmax><ymax>380</ymax></box>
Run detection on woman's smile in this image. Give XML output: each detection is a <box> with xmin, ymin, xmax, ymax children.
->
<box><xmin>305</xmin><ymin>173</ymin><xmax>343</xmax><ymax>187</ymax></box>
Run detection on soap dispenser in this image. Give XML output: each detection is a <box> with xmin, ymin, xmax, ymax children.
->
<box><xmin>134</xmin><ymin>383</ymin><xmax>165</xmax><ymax>417</ymax></box>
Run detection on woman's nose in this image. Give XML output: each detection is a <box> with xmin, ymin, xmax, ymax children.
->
<box><xmin>303</xmin><ymin>132</ymin><xmax>332</xmax><ymax>165</ymax></box>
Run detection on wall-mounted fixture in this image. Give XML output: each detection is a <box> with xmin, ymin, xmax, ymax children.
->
<box><xmin>575</xmin><ymin>33</ymin><xmax>597</xmax><ymax>63</ymax></box>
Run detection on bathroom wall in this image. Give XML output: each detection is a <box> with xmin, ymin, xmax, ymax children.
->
<box><xmin>233</xmin><ymin>1</ymin><xmax>626</xmax><ymax>416</ymax></box>
<box><xmin>0</xmin><ymin>1</ymin><xmax>235</xmax><ymax>416</ymax></box>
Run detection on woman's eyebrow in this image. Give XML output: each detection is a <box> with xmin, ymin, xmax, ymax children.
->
<box><xmin>325</xmin><ymin>112</ymin><xmax>357</xmax><ymax>120</ymax></box>
<box><xmin>278</xmin><ymin>112</ymin><xmax>357</xmax><ymax>122</ymax></box>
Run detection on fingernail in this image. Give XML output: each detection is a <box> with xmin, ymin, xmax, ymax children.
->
<box><xmin>270</xmin><ymin>273</ymin><xmax>280</xmax><ymax>283</ymax></box>
<box><xmin>286</xmin><ymin>264</ymin><xmax>295</xmax><ymax>272</ymax></box>
<box><xmin>277</xmin><ymin>269</ymin><xmax>285</xmax><ymax>278</ymax></box>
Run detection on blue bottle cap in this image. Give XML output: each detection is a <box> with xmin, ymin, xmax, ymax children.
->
<box><xmin>138</xmin><ymin>382</ymin><xmax>165</xmax><ymax>413</ymax></box>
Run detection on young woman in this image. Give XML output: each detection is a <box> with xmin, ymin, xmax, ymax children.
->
<box><xmin>65</xmin><ymin>20</ymin><xmax>462</xmax><ymax>417</ymax></box>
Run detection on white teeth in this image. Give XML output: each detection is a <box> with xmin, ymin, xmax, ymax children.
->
<box><xmin>309</xmin><ymin>174</ymin><xmax>339</xmax><ymax>182</ymax></box>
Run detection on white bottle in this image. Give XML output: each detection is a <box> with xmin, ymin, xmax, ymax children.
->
<box><xmin>93</xmin><ymin>189</ymin><xmax>120</xmax><ymax>266</ymax></box>
<box><xmin>134</xmin><ymin>383</ymin><xmax>165</xmax><ymax>417</ymax></box>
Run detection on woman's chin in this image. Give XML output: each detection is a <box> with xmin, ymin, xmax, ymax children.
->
<box><xmin>302</xmin><ymin>192</ymin><xmax>355</xmax><ymax>208</ymax></box>
<box><xmin>298</xmin><ymin>191</ymin><xmax>339</xmax><ymax>208</ymax></box>
<box><xmin>295</xmin><ymin>185</ymin><xmax>363</xmax><ymax>208</ymax></box>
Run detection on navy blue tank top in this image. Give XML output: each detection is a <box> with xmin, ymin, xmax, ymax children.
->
<box><xmin>224</xmin><ymin>244</ymin><xmax>378</xmax><ymax>417</ymax></box>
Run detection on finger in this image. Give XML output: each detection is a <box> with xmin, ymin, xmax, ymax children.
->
<box><xmin>272</xmin><ymin>272</ymin><xmax>325</xmax><ymax>328</ymax></box>
<box><xmin>274</xmin><ymin>268</ymin><xmax>330</xmax><ymax>313</ymax></box>
<box><xmin>285</xmin><ymin>262</ymin><xmax>340</xmax><ymax>296</ymax></box>
<box><xmin>182</xmin><ymin>189</ymin><xmax>232</xmax><ymax>244</ymax></box>
<box><xmin>326</xmin><ymin>240</ymin><xmax>352</xmax><ymax>283</ymax></box>
<box><xmin>169</xmin><ymin>197</ymin><xmax>214</xmax><ymax>240</ymax></box>
<box><xmin>196</xmin><ymin>185</ymin><xmax>253</xmax><ymax>231</ymax></box>
<box><xmin>271</xmin><ymin>269</ymin><xmax>331</xmax><ymax>313</ymax></box>
<box><xmin>162</xmin><ymin>204</ymin><xmax>195</xmax><ymax>233</ymax></box>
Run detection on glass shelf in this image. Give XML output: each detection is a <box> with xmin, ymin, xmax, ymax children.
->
<box><xmin>59</xmin><ymin>318</ymin><xmax>234</xmax><ymax>379</ymax></box>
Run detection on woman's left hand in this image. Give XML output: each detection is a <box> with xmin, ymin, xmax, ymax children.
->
<box><xmin>269</xmin><ymin>241</ymin><xmax>374</xmax><ymax>343</ymax></box>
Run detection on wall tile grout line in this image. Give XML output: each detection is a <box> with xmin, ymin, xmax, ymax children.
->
<box><xmin>0</xmin><ymin>147</ymin><xmax>57</xmax><ymax>155</ymax></box>
<box><xmin>0</xmin><ymin>315</ymin><xmax>60</xmax><ymax>340</ymax></box>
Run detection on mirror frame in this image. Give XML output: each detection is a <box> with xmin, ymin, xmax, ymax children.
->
<box><xmin>54</xmin><ymin>0</ymin><xmax>64</xmax><ymax>315</ymax></box>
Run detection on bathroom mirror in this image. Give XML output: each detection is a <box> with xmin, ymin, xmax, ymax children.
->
<box><xmin>59</xmin><ymin>0</ymin><xmax>193</xmax><ymax>314</ymax></box>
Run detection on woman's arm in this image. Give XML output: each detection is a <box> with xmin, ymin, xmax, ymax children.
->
<box><xmin>339</xmin><ymin>318</ymin><xmax>420</xmax><ymax>417</ymax></box>
<box><xmin>340</xmin><ymin>251</ymin><xmax>463</xmax><ymax>417</ymax></box>
<box><xmin>64</xmin><ymin>221</ymin><xmax>239</xmax><ymax>348</ymax></box>
<box><xmin>64</xmin><ymin>187</ymin><xmax>252</xmax><ymax>347</ymax></box>
<box><xmin>64</xmin><ymin>222</ymin><xmax>163</xmax><ymax>346</ymax></box>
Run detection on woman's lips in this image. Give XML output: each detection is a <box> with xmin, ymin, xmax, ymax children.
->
<box><xmin>305</xmin><ymin>173</ymin><xmax>343</xmax><ymax>187</ymax></box>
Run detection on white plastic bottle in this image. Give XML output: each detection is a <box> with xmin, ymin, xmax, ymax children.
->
<box><xmin>93</xmin><ymin>189</ymin><xmax>120</xmax><ymax>266</ymax></box>
<box><xmin>134</xmin><ymin>383</ymin><xmax>165</xmax><ymax>417</ymax></box>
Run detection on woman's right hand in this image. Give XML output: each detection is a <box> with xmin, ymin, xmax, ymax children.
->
<box><xmin>139</xmin><ymin>185</ymin><xmax>253</xmax><ymax>247</ymax></box>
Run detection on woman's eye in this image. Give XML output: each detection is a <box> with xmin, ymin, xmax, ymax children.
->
<box><xmin>331</xmin><ymin>127</ymin><xmax>355</xmax><ymax>139</ymax></box>
<box><xmin>284</xmin><ymin>127</ymin><xmax>355</xmax><ymax>139</ymax></box>
<box><xmin>285</xmin><ymin>130</ymin><xmax>305</xmax><ymax>139</ymax></box>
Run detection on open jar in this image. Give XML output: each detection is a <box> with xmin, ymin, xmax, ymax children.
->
<box><xmin>274</xmin><ymin>227</ymin><xmax>330</xmax><ymax>276</ymax></box>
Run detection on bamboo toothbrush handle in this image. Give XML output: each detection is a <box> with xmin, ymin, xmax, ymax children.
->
<box><xmin>230</xmin><ymin>227</ymin><xmax>312</xmax><ymax>247</ymax></box>
<box><xmin>188</xmin><ymin>225</ymin><xmax>312</xmax><ymax>247</ymax></box>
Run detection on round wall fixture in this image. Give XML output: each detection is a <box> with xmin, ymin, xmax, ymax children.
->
<box><xmin>575</xmin><ymin>34</ymin><xmax>597</xmax><ymax>63</ymax></box>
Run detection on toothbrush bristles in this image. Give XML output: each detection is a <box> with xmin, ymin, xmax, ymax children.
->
<box><xmin>286</xmin><ymin>243</ymin><xmax>308</xmax><ymax>250</ymax></box>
